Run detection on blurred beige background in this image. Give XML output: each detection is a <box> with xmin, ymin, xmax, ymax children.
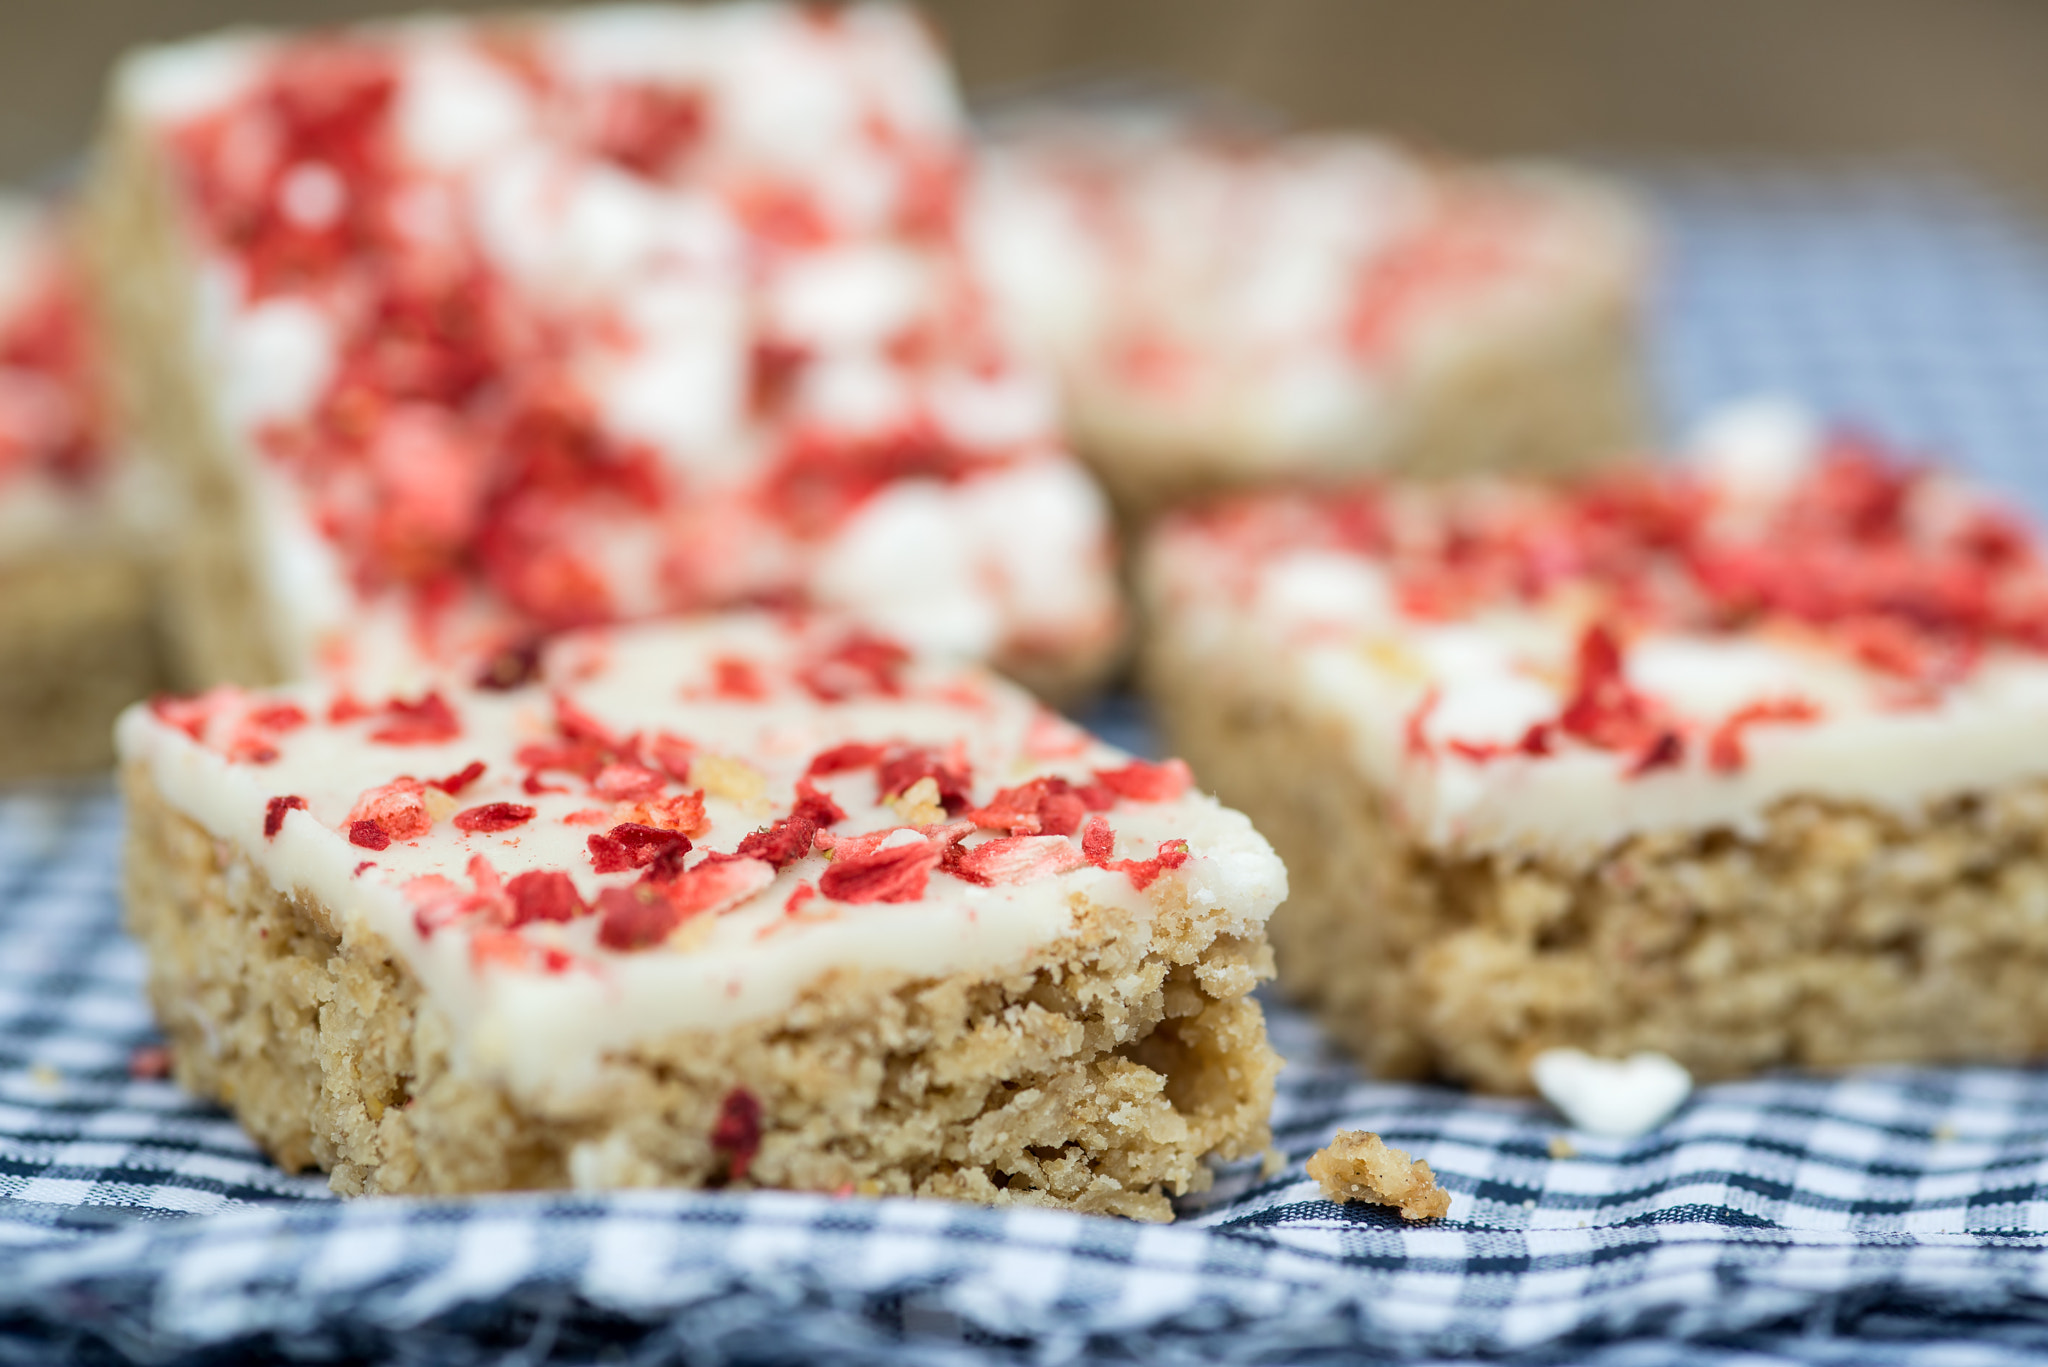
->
<box><xmin>5</xmin><ymin>0</ymin><xmax>2047</xmax><ymax>211</ymax></box>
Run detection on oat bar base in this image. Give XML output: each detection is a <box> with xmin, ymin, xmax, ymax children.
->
<box><xmin>123</xmin><ymin>764</ymin><xmax>1280</xmax><ymax>1220</ymax></box>
<box><xmin>1149</xmin><ymin>635</ymin><xmax>2048</xmax><ymax>1093</ymax></box>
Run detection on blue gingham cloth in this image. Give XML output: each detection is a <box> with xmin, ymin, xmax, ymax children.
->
<box><xmin>10</xmin><ymin>170</ymin><xmax>2048</xmax><ymax>1365</ymax></box>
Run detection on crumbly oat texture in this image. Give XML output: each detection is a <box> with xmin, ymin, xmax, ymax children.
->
<box><xmin>1151</xmin><ymin>652</ymin><xmax>2048</xmax><ymax>1093</ymax></box>
<box><xmin>0</xmin><ymin>554</ymin><xmax>159</xmax><ymax>778</ymax></box>
<box><xmin>1305</xmin><ymin>1130</ymin><xmax>1450</xmax><ymax>1220</ymax></box>
<box><xmin>123</xmin><ymin>767</ymin><xmax>1280</xmax><ymax>1221</ymax></box>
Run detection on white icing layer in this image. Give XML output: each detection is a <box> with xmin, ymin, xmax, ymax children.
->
<box><xmin>1145</xmin><ymin>403</ymin><xmax>2048</xmax><ymax>859</ymax></box>
<box><xmin>118</xmin><ymin>616</ymin><xmax>1285</xmax><ymax>1107</ymax></box>
<box><xmin>967</xmin><ymin>116</ymin><xmax>1646</xmax><ymax>478</ymax></box>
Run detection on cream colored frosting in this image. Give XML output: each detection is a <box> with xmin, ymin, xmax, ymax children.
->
<box><xmin>117</xmin><ymin>615</ymin><xmax>1285</xmax><ymax>1106</ymax></box>
<box><xmin>1145</xmin><ymin>403</ymin><xmax>2048</xmax><ymax>859</ymax></box>
<box><xmin>113</xmin><ymin>5</ymin><xmax>1121</xmax><ymax>688</ymax></box>
<box><xmin>966</xmin><ymin>115</ymin><xmax>1646</xmax><ymax>478</ymax></box>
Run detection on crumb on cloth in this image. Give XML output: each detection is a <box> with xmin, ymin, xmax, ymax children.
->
<box><xmin>1305</xmin><ymin>1129</ymin><xmax>1450</xmax><ymax>1221</ymax></box>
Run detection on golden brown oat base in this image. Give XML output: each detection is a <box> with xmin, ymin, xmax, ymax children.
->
<box><xmin>1305</xmin><ymin>1130</ymin><xmax>1450</xmax><ymax>1221</ymax></box>
<box><xmin>122</xmin><ymin>764</ymin><xmax>1280</xmax><ymax>1220</ymax></box>
<box><xmin>1148</xmin><ymin>631</ymin><xmax>2048</xmax><ymax>1094</ymax></box>
<box><xmin>0</xmin><ymin>552</ymin><xmax>160</xmax><ymax>778</ymax></box>
<box><xmin>1080</xmin><ymin>284</ymin><xmax>1645</xmax><ymax>522</ymax></box>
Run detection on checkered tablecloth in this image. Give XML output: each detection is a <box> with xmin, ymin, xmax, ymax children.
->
<box><xmin>9</xmin><ymin>169</ymin><xmax>2048</xmax><ymax>1365</ymax></box>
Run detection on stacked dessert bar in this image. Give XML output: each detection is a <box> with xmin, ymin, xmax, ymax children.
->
<box><xmin>968</xmin><ymin>112</ymin><xmax>1649</xmax><ymax>515</ymax></box>
<box><xmin>89</xmin><ymin>4</ymin><xmax>1123</xmax><ymax>700</ymax></box>
<box><xmin>0</xmin><ymin>197</ymin><xmax>159</xmax><ymax>777</ymax></box>
<box><xmin>1143</xmin><ymin>403</ymin><xmax>2048</xmax><ymax>1091</ymax></box>
<box><xmin>118</xmin><ymin>614</ymin><xmax>1285</xmax><ymax>1218</ymax></box>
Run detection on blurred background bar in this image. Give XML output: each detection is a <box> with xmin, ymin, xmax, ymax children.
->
<box><xmin>8</xmin><ymin>0</ymin><xmax>2048</xmax><ymax>212</ymax></box>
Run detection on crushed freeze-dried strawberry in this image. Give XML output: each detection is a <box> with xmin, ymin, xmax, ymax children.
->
<box><xmin>943</xmin><ymin>834</ymin><xmax>1086</xmax><ymax>887</ymax></box>
<box><xmin>588</xmin><ymin>80</ymin><xmax>706</xmax><ymax>178</ymax></box>
<box><xmin>874</xmin><ymin>745</ymin><xmax>972</xmax><ymax>814</ymax></box>
<box><xmin>264</xmin><ymin>795</ymin><xmax>308</xmax><ymax>839</ymax></box>
<box><xmin>506</xmin><ymin>869</ymin><xmax>583</xmax><ymax>926</ymax></box>
<box><xmin>1443</xmin><ymin>723</ymin><xmax>1556</xmax><ymax>764</ymax></box>
<box><xmin>431</xmin><ymin>760</ymin><xmax>487</xmax><ymax>795</ymax></box>
<box><xmin>708</xmin><ymin>656</ymin><xmax>770</xmax><ymax>701</ymax></box>
<box><xmin>349</xmin><ymin>820</ymin><xmax>392</xmax><ymax>851</ymax></box>
<box><xmin>966</xmin><ymin>775</ymin><xmax>1101</xmax><ymax>837</ymax></box>
<box><xmin>1559</xmin><ymin>625</ymin><xmax>1663</xmax><ymax>753</ymax></box>
<box><xmin>592</xmin><ymin>762</ymin><xmax>666</xmax><ymax>802</ymax></box>
<box><xmin>735</xmin><ymin>815</ymin><xmax>819</xmax><ymax>869</ymax></box>
<box><xmin>454</xmin><ymin>802</ymin><xmax>535</xmax><ymax>833</ymax></box>
<box><xmin>595</xmin><ymin>880</ymin><xmax>681</xmax><ymax>951</ymax></box>
<box><xmin>1627</xmin><ymin>730</ymin><xmax>1686</xmax><ymax>777</ymax></box>
<box><xmin>475</xmin><ymin>639</ymin><xmax>543</xmax><ymax>691</ymax></box>
<box><xmin>368</xmin><ymin>691</ymin><xmax>461</xmax><ymax>744</ymax></box>
<box><xmin>150</xmin><ymin>692</ymin><xmax>222</xmax><ymax>742</ymax></box>
<box><xmin>588</xmin><ymin>822</ymin><xmax>691</xmax><ymax>878</ymax></box>
<box><xmin>649</xmin><ymin>732</ymin><xmax>697</xmax><ymax>784</ymax></box>
<box><xmin>1403</xmin><ymin>690</ymin><xmax>1439</xmax><ymax>758</ymax></box>
<box><xmin>246</xmin><ymin>703</ymin><xmax>309</xmax><ymax>733</ymax></box>
<box><xmin>553</xmin><ymin>692</ymin><xmax>622</xmax><ymax>750</ymax></box>
<box><xmin>819</xmin><ymin>837</ymin><xmax>940</xmax><ymax>903</ymax></box>
<box><xmin>784</xmin><ymin>881</ymin><xmax>818</xmax><ymax>915</ymax></box>
<box><xmin>522</xmin><ymin>770</ymin><xmax>569</xmax><ymax>796</ymax></box>
<box><xmin>627</xmin><ymin>791</ymin><xmax>709</xmax><ymax>836</ymax></box>
<box><xmin>1707</xmin><ymin>698</ymin><xmax>1824</xmax><ymax>773</ymax></box>
<box><xmin>1080</xmin><ymin>815</ymin><xmax>1115</xmax><ymax>865</ymax></box>
<box><xmin>328</xmin><ymin>693</ymin><xmax>373</xmax><ymax>724</ymax></box>
<box><xmin>1091</xmin><ymin>757</ymin><xmax>1194</xmax><ymax>803</ymax></box>
<box><xmin>353</xmin><ymin>860</ymin><xmax>376</xmax><ymax>876</ymax></box>
<box><xmin>1111</xmin><ymin>838</ymin><xmax>1192</xmax><ymax>892</ymax></box>
<box><xmin>790</xmin><ymin>776</ymin><xmax>846</xmax><ymax>828</ymax></box>
<box><xmin>710</xmin><ymin>1087</ymin><xmax>763</xmax><ymax>1181</ymax></box>
<box><xmin>127</xmin><ymin>1044</ymin><xmax>172</xmax><ymax>1081</ymax></box>
<box><xmin>665</xmin><ymin>855</ymin><xmax>775</xmax><ymax>917</ymax></box>
<box><xmin>347</xmin><ymin>777</ymin><xmax>433</xmax><ymax>841</ymax></box>
<box><xmin>806</xmin><ymin>741</ymin><xmax>886</xmax><ymax>776</ymax></box>
<box><xmin>796</xmin><ymin>631</ymin><xmax>911</xmax><ymax>701</ymax></box>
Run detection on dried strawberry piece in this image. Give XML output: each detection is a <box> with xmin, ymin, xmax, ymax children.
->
<box><xmin>1558</xmin><ymin>625</ymin><xmax>1663</xmax><ymax>752</ymax></box>
<box><xmin>475</xmin><ymin>639</ymin><xmax>543</xmax><ymax>692</ymax></box>
<box><xmin>369</xmin><ymin>691</ymin><xmax>461</xmax><ymax>744</ymax></box>
<box><xmin>347</xmin><ymin>778</ymin><xmax>434</xmax><ymax>841</ymax></box>
<box><xmin>515</xmin><ymin>740</ymin><xmax>607</xmax><ymax>781</ymax></box>
<box><xmin>328</xmin><ymin>693</ymin><xmax>373</xmax><ymax>724</ymax></box>
<box><xmin>553</xmin><ymin>692</ymin><xmax>622</xmax><ymax>750</ymax></box>
<box><xmin>225</xmin><ymin>736</ymin><xmax>281</xmax><ymax>765</ymax></box>
<box><xmin>264</xmin><ymin>795</ymin><xmax>308</xmax><ymax>839</ymax></box>
<box><xmin>944</xmin><ymin>835</ymin><xmax>1087</xmax><ymax>887</ymax></box>
<box><xmin>595</xmin><ymin>881</ymin><xmax>681</xmax><ymax>951</ymax></box>
<box><xmin>523</xmin><ymin>771</ymin><xmax>569</xmax><ymax>796</ymax></box>
<box><xmin>1707</xmin><ymin>698</ymin><xmax>1824</xmax><ymax>773</ymax></box>
<box><xmin>806</xmin><ymin>742</ymin><xmax>886</xmax><ymax>777</ymax></box>
<box><xmin>431</xmin><ymin>760</ymin><xmax>487</xmax><ymax>795</ymax></box>
<box><xmin>588</xmin><ymin>823</ymin><xmax>692</xmax><ymax>878</ymax></box>
<box><xmin>783</xmin><ymin>881</ymin><xmax>818</xmax><ymax>916</ymax></box>
<box><xmin>967</xmin><ymin>776</ymin><xmax>1092</xmax><ymax>837</ymax></box>
<box><xmin>506</xmin><ymin>870</ymin><xmax>584</xmax><ymax>927</ymax></box>
<box><xmin>149</xmin><ymin>693</ymin><xmax>217</xmax><ymax>742</ymax></box>
<box><xmin>735</xmin><ymin>815</ymin><xmax>819</xmax><ymax>870</ymax></box>
<box><xmin>819</xmin><ymin>838</ymin><xmax>940</xmax><ymax>904</ymax></box>
<box><xmin>1403</xmin><ymin>690</ymin><xmax>1440</xmax><ymax>758</ymax></box>
<box><xmin>1081</xmin><ymin>815</ymin><xmax>1116</xmax><ymax>866</ymax></box>
<box><xmin>1114</xmin><ymin>839</ymin><xmax>1193</xmax><ymax>892</ymax></box>
<box><xmin>709</xmin><ymin>656</ymin><xmax>770</xmax><ymax>701</ymax></box>
<box><xmin>628</xmin><ymin>791</ymin><xmax>709</xmax><ymax>837</ymax></box>
<box><xmin>665</xmin><ymin>856</ymin><xmax>775</xmax><ymax>917</ymax></box>
<box><xmin>748</xmin><ymin>338</ymin><xmax>809</xmax><ymax>417</ymax></box>
<box><xmin>649</xmin><ymin>732</ymin><xmax>697</xmax><ymax>784</ymax></box>
<box><xmin>247</xmin><ymin>703</ymin><xmax>309</xmax><ymax>733</ymax></box>
<box><xmin>588</xmin><ymin>80</ymin><xmax>706</xmax><ymax>178</ymax></box>
<box><xmin>790</xmin><ymin>776</ymin><xmax>845</xmax><ymax>828</ymax></box>
<box><xmin>1091</xmin><ymin>758</ymin><xmax>1194</xmax><ymax>804</ymax></box>
<box><xmin>592</xmin><ymin>762</ymin><xmax>666</xmax><ymax>802</ymax></box>
<box><xmin>797</xmin><ymin>631</ymin><xmax>911</xmax><ymax>702</ymax></box>
<box><xmin>454</xmin><ymin>802</ymin><xmax>536</xmax><ymax>834</ymax></box>
<box><xmin>874</xmin><ymin>746</ymin><xmax>972</xmax><ymax>815</ymax></box>
<box><xmin>348</xmin><ymin>820</ymin><xmax>392</xmax><ymax>851</ymax></box>
<box><xmin>710</xmin><ymin>1087</ymin><xmax>763</xmax><ymax>1181</ymax></box>
<box><xmin>1627</xmin><ymin>731</ymin><xmax>1686</xmax><ymax>778</ymax></box>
